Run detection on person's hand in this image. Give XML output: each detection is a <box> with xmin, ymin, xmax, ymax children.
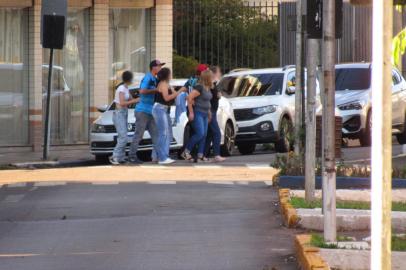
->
<box><xmin>188</xmin><ymin>112</ymin><xmax>194</xmax><ymax>122</ymax></box>
<box><xmin>208</xmin><ymin>111</ymin><xmax>212</xmax><ymax>123</ymax></box>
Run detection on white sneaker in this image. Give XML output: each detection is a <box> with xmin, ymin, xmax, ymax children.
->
<box><xmin>109</xmin><ymin>156</ymin><xmax>120</xmax><ymax>165</ymax></box>
<box><xmin>158</xmin><ymin>158</ymin><xmax>176</xmax><ymax>165</ymax></box>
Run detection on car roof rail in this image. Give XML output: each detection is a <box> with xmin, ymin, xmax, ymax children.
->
<box><xmin>282</xmin><ymin>65</ymin><xmax>296</xmax><ymax>71</ymax></box>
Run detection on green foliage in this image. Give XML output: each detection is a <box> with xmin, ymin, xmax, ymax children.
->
<box><xmin>290</xmin><ymin>197</ymin><xmax>406</xmax><ymax>212</ymax></box>
<box><xmin>173</xmin><ymin>53</ymin><xmax>199</xmax><ymax>78</ymax></box>
<box><xmin>174</xmin><ymin>0</ymin><xmax>279</xmax><ymax>71</ymax></box>
<box><xmin>310</xmin><ymin>234</ymin><xmax>338</xmax><ymax>249</ymax></box>
<box><xmin>392</xmin><ymin>235</ymin><xmax>406</xmax><ymax>252</ymax></box>
<box><xmin>272</xmin><ymin>153</ymin><xmax>406</xmax><ymax>179</ymax></box>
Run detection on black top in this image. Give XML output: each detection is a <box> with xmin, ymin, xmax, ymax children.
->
<box><xmin>155</xmin><ymin>88</ymin><xmax>174</xmax><ymax>108</ymax></box>
<box><xmin>210</xmin><ymin>83</ymin><xmax>220</xmax><ymax>112</ymax></box>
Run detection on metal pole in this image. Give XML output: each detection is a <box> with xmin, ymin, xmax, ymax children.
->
<box><xmin>43</xmin><ymin>48</ymin><xmax>54</xmax><ymax>160</ymax></box>
<box><xmin>295</xmin><ymin>0</ymin><xmax>304</xmax><ymax>156</ymax></box>
<box><xmin>370</xmin><ymin>0</ymin><xmax>393</xmax><ymax>269</ymax></box>
<box><xmin>305</xmin><ymin>38</ymin><xmax>318</xmax><ymax>202</ymax></box>
<box><xmin>322</xmin><ymin>0</ymin><xmax>336</xmax><ymax>242</ymax></box>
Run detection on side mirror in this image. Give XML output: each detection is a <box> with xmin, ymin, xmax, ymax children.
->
<box><xmin>97</xmin><ymin>105</ymin><xmax>109</xmax><ymax>113</ymax></box>
<box><xmin>286</xmin><ymin>85</ymin><xmax>296</xmax><ymax>95</ymax></box>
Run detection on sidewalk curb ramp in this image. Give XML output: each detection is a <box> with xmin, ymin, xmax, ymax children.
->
<box><xmin>295</xmin><ymin>235</ymin><xmax>330</xmax><ymax>270</ymax></box>
<box><xmin>278</xmin><ymin>188</ymin><xmax>299</xmax><ymax>228</ymax></box>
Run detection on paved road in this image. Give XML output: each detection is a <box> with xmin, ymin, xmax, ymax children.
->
<box><xmin>0</xmin><ymin>182</ymin><xmax>297</xmax><ymax>270</ymax></box>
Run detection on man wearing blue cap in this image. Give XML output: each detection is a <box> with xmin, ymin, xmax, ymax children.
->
<box><xmin>128</xmin><ymin>60</ymin><xmax>165</xmax><ymax>164</ymax></box>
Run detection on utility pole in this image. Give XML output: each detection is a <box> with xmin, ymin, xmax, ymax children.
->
<box><xmin>295</xmin><ymin>0</ymin><xmax>305</xmax><ymax>157</ymax></box>
<box><xmin>305</xmin><ymin>38</ymin><xmax>318</xmax><ymax>202</ymax></box>
<box><xmin>370</xmin><ymin>0</ymin><xmax>393</xmax><ymax>269</ymax></box>
<box><xmin>322</xmin><ymin>0</ymin><xmax>336</xmax><ymax>242</ymax></box>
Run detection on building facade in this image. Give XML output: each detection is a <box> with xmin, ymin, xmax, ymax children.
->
<box><xmin>0</xmin><ymin>0</ymin><xmax>173</xmax><ymax>154</ymax></box>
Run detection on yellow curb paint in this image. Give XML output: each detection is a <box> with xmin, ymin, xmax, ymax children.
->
<box><xmin>295</xmin><ymin>235</ymin><xmax>330</xmax><ymax>270</ymax></box>
<box><xmin>0</xmin><ymin>166</ymin><xmax>279</xmax><ymax>185</ymax></box>
<box><xmin>278</xmin><ymin>188</ymin><xmax>300</xmax><ymax>228</ymax></box>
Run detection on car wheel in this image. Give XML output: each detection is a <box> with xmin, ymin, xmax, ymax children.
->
<box><xmin>275</xmin><ymin>117</ymin><xmax>293</xmax><ymax>153</ymax></box>
<box><xmin>360</xmin><ymin>111</ymin><xmax>372</xmax><ymax>147</ymax></box>
<box><xmin>237</xmin><ymin>143</ymin><xmax>256</xmax><ymax>155</ymax></box>
<box><xmin>220</xmin><ymin>122</ymin><xmax>235</xmax><ymax>157</ymax></box>
<box><xmin>95</xmin><ymin>155</ymin><xmax>110</xmax><ymax>163</ymax></box>
<box><xmin>137</xmin><ymin>150</ymin><xmax>152</xmax><ymax>162</ymax></box>
<box><xmin>396</xmin><ymin>114</ymin><xmax>406</xmax><ymax>144</ymax></box>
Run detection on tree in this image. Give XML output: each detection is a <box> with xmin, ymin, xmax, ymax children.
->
<box><xmin>173</xmin><ymin>0</ymin><xmax>279</xmax><ymax>72</ymax></box>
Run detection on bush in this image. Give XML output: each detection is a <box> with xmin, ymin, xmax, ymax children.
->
<box><xmin>173</xmin><ymin>54</ymin><xmax>199</xmax><ymax>78</ymax></box>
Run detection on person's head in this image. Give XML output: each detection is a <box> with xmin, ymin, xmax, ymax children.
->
<box><xmin>149</xmin><ymin>59</ymin><xmax>165</xmax><ymax>75</ymax></box>
<box><xmin>122</xmin><ymin>70</ymin><xmax>134</xmax><ymax>85</ymax></box>
<box><xmin>157</xmin><ymin>67</ymin><xmax>172</xmax><ymax>82</ymax></box>
<box><xmin>210</xmin><ymin>66</ymin><xmax>222</xmax><ymax>82</ymax></box>
<box><xmin>199</xmin><ymin>70</ymin><xmax>213</xmax><ymax>89</ymax></box>
<box><xmin>196</xmin><ymin>64</ymin><xmax>208</xmax><ymax>77</ymax></box>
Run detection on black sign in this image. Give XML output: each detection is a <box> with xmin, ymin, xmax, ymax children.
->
<box><xmin>307</xmin><ymin>0</ymin><xmax>343</xmax><ymax>39</ymax></box>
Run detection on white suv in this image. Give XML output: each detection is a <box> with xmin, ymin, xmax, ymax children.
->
<box><xmin>217</xmin><ymin>67</ymin><xmax>304</xmax><ymax>154</ymax></box>
<box><xmin>335</xmin><ymin>63</ymin><xmax>406</xmax><ymax>146</ymax></box>
<box><xmin>90</xmin><ymin>79</ymin><xmax>237</xmax><ymax>161</ymax></box>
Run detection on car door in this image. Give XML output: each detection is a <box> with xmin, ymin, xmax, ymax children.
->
<box><xmin>391</xmin><ymin>69</ymin><xmax>405</xmax><ymax>127</ymax></box>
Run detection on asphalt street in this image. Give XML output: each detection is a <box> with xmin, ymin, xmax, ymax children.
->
<box><xmin>0</xmin><ymin>182</ymin><xmax>297</xmax><ymax>270</ymax></box>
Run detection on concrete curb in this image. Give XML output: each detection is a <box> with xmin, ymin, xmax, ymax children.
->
<box><xmin>295</xmin><ymin>235</ymin><xmax>330</xmax><ymax>270</ymax></box>
<box><xmin>278</xmin><ymin>188</ymin><xmax>299</xmax><ymax>228</ymax></box>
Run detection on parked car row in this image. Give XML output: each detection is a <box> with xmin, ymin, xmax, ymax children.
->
<box><xmin>90</xmin><ymin>62</ymin><xmax>406</xmax><ymax>160</ymax></box>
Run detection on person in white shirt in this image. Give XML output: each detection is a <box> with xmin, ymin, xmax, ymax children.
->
<box><xmin>110</xmin><ymin>71</ymin><xmax>139</xmax><ymax>165</ymax></box>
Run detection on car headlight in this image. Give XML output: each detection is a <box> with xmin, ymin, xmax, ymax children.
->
<box><xmin>91</xmin><ymin>124</ymin><xmax>106</xmax><ymax>133</ymax></box>
<box><xmin>338</xmin><ymin>101</ymin><xmax>365</xmax><ymax>111</ymax></box>
<box><xmin>252</xmin><ymin>105</ymin><xmax>277</xmax><ymax>115</ymax></box>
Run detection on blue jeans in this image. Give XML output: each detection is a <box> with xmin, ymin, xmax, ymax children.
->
<box><xmin>205</xmin><ymin>109</ymin><xmax>221</xmax><ymax>156</ymax></box>
<box><xmin>186</xmin><ymin>110</ymin><xmax>208</xmax><ymax>156</ymax></box>
<box><xmin>112</xmin><ymin>108</ymin><xmax>128</xmax><ymax>162</ymax></box>
<box><xmin>152</xmin><ymin>103</ymin><xmax>173</xmax><ymax>162</ymax></box>
<box><xmin>129</xmin><ymin>111</ymin><xmax>158</xmax><ymax>160</ymax></box>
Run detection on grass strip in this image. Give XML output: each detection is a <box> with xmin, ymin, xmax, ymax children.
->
<box><xmin>290</xmin><ymin>197</ymin><xmax>406</xmax><ymax>212</ymax></box>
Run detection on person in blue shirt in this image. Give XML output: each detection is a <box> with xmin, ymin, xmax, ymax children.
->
<box><xmin>128</xmin><ymin>60</ymin><xmax>165</xmax><ymax>164</ymax></box>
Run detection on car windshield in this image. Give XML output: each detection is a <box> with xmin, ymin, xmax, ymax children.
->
<box><xmin>218</xmin><ymin>73</ymin><xmax>284</xmax><ymax>98</ymax></box>
<box><xmin>335</xmin><ymin>67</ymin><xmax>371</xmax><ymax>91</ymax></box>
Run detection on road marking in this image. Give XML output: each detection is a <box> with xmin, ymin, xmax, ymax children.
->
<box><xmin>7</xmin><ymin>183</ymin><xmax>27</xmax><ymax>188</ymax></box>
<box><xmin>34</xmin><ymin>182</ymin><xmax>66</xmax><ymax>187</ymax></box>
<box><xmin>193</xmin><ymin>165</ymin><xmax>222</xmax><ymax>169</ymax></box>
<box><xmin>246</xmin><ymin>163</ymin><xmax>271</xmax><ymax>169</ymax></box>
<box><xmin>207</xmin><ymin>181</ymin><xmax>234</xmax><ymax>185</ymax></box>
<box><xmin>147</xmin><ymin>181</ymin><xmax>176</xmax><ymax>184</ymax></box>
<box><xmin>264</xmin><ymin>181</ymin><xmax>273</xmax><ymax>186</ymax></box>
<box><xmin>91</xmin><ymin>181</ymin><xmax>119</xmax><ymax>185</ymax></box>
<box><xmin>236</xmin><ymin>181</ymin><xmax>249</xmax><ymax>185</ymax></box>
<box><xmin>3</xmin><ymin>194</ymin><xmax>25</xmax><ymax>203</ymax></box>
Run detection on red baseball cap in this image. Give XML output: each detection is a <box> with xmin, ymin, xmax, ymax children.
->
<box><xmin>196</xmin><ymin>64</ymin><xmax>208</xmax><ymax>75</ymax></box>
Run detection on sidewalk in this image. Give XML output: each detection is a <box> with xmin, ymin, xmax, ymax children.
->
<box><xmin>0</xmin><ymin>145</ymin><xmax>94</xmax><ymax>166</ymax></box>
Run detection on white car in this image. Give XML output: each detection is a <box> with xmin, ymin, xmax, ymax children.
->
<box><xmin>218</xmin><ymin>66</ymin><xmax>303</xmax><ymax>154</ymax></box>
<box><xmin>335</xmin><ymin>62</ymin><xmax>406</xmax><ymax>146</ymax></box>
<box><xmin>90</xmin><ymin>79</ymin><xmax>237</xmax><ymax>161</ymax></box>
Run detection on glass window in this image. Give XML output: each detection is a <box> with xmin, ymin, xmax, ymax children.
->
<box><xmin>42</xmin><ymin>9</ymin><xmax>90</xmax><ymax>145</ymax></box>
<box><xmin>218</xmin><ymin>73</ymin><xmax>284</xmax><ymax>98</ymax></box>
<box><xmin>335</xmin><ymin>68</ymin><xmax>371</xmax><ymax>91</ymax></box>
<box><xmin>109</xmin><ymin>9</ymin><xmax>151</xmax><ymax>93</ymax></box>
<box><xmin>0</xmin><ymin>9</ymin><xmax>29</xmax><ymax>146</ymax></box>
<box><xmin>392</xmin><ymin>70</ymin><xmax>402</xmax><ymax>85</ymax></box>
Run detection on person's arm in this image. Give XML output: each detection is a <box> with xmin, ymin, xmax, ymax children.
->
<box><xmin>139</xmin><ymin>88</ymin><xmax>158</xmax><ymax>94</ymax></box>
<box><xmin>187</xmin><ymin>89</ymin><xmax>200</xmax><ymax>121</ymax></box>
<box><xmin>118</xmin><ymin>92</ymin><xmax>139</xmax><ymax>107</ymax></box>
<box><xmin>160</xmin><ymin>83</ymin><xmax>180</xmax><ymax>102</ymax></box>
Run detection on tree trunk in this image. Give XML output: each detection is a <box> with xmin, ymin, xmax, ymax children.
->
<box><xmin>305</xmin><ymin>38</ymin><xmax>318</xmax><ymax>202</ymax></box>
<box><xmin>322</xmin><ymin>0</ymin><xmax>337</xmax><ymax>243</ymax></box>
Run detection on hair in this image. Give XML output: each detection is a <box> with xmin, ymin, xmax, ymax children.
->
<box><xmin>157</xmin><ymin>67</ymin><xmax>171</xmax><ymax>82</ymax></box>
<box><xmin>209</xmin><ymin>65</ymin><xmax>220</xmax><ymax>74</ymax></box>
<box><xmin>122</xmin><ymin>70</ymin><xmax>133</xmax><ymax>84</ymax></box>
<box><xmin>199</xmin><ymin>70</ymin><xmax>213</xmax><ymax>89</ymax></box>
